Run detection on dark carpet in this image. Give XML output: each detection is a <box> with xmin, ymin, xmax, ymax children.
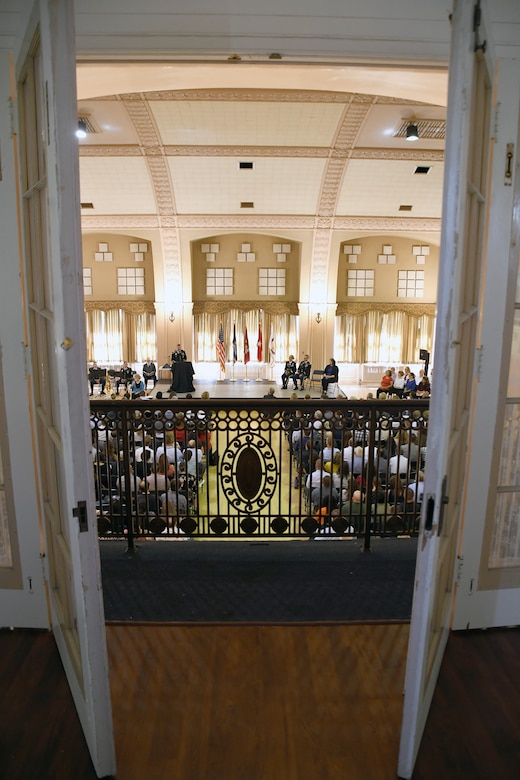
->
<box><xmin>100</xmin><ymin>537</ymin><xmax>418</xmax><ymax>623</ymax></box>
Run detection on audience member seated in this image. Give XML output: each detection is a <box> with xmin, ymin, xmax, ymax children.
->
<box><xmin>376</xmin><ymin>370</ymin><xmax>394</xmax><ymax>398</ymax></box>
<box><xmin>403</xmin><ymin>372</ymin><xmax>417</xmax><ymax>397</ymax></box>
<box><xmin>416</xmin><ymin>374</ymin><xmax>431</xmax><ymax>397</ymax></box>
<box><xmin>130</xmin><ymin>374</ymin><xmax>146</xmax><ymax>399</ymax></box>
<box><xmin>311</xmin><ymin>473</ymin><xmax>339</xmax><ymax>513</ymax></box>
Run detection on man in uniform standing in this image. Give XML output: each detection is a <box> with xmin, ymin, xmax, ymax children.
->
<box><xmin>171</xmin><ymin>344</ymin><xmax>187</xmax><ymax>362</ymax></box>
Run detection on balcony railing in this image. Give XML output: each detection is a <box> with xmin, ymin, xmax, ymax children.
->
<box><xmin>90</xmin><ymin>396</ymin><xmax>429</xmax><ymax>552</ymax></box>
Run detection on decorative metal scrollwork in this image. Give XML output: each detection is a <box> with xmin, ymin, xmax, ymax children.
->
<box><xmin>220</xmin><ymin>433</ymin><xmax>277</xmax><ymax>511</ymax></box>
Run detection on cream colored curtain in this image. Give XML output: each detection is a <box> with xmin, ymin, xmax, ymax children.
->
<box><xmin>194</xmin><ymin>310</ymin><xmax>298</xmax><ymax>363</ymax></box>
<box><xmin>335</xmin><ymin>311</ymin><xmax>435</xmax><ymax>364</ymax></box>
<box><xmin>85</xmin><ymin>309</ymin><xmax>156</xmax><ymax>363</ymax></box>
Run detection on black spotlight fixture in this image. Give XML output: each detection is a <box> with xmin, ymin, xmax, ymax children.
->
<box><xmin>406</xmin><ymin>122</ymin><xmax>419</xmax><ymax>141</ymax></box>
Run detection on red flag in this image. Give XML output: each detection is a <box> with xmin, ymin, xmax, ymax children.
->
<box><xmin>216</xmin><ymin>322</ymin><xmax>226</xmax><ymax>373</ymax></box>
<box><xmin>244</xmin><ymin>328</ymin><xmax>250</xmax><ymax>364</ymax></box>
<box><xmin>257</xmin><ymin>323</ymin><xmax>263</xmax><ymax>362</ymax></box>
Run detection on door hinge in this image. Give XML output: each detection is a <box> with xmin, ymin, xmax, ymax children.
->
<box><xmin>73</xmin><ymin>501</ymin><xmax>88</xmax><ymax>532</ymax></box>
<box><xmin>456</xmin><ymin>556</ymin><xmax>464</xmax><ymax>582</ymax></box>
<box><xmin>475</xmin><ymin>345</ymin><xmax>484</xmax><ymax>382</ymax></box>
<box><xmin>505</xmin><ymin>143</ymin><xmax>514</xmax><ymax>186</ymax></box>
<box><xmin>8</xmin><ymin>96</ymin><xmax>17</xmax><ymax>138</ymax></box>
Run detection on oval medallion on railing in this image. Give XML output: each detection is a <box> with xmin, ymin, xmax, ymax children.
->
<box><xmin>235</xmin><ymin>447</ymin><xmax>263</xmax><ymax>501</ymax></box>
<box><xmin>220</xmin><ymin>432</ymin><xmax>277</xmax><ymax>511</ymax></box>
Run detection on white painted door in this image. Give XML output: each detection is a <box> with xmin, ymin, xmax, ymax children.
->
<box><xmin>452</xmin><ymin>57</ymin><xmax>520</xmax><ymax>629</ymax></box>
<box><xmin>398</xmin><ymin>0</ymin><xmax>495</xmax><ymax>776</ymax></box>
<box><xmin>16</xmin><ymin>1</ymin><xmax>115</xmax><ymax>776</ymax></box>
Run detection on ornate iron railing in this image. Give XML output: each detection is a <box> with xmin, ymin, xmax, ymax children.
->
<box><xmin>90</xmin><ymin>396</ymin><xmax>429</xmax><ymax>551</ymax></box>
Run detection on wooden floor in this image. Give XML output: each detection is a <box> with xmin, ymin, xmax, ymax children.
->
<box><xmin>1</xmin><ymin>623</ymin><xmax>520</xmax><ymax>779</ymax></box>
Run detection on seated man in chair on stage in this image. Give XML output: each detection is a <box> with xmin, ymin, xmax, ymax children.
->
<box><xmin>281</xmin><ymin>354</ymin><xmax>298</xmax><ymax>390</ymax></box>
<box><xmin>294</xmin><ymin>354</ymin><xmax>311</xmax><ymax>390</ymax></box>
<box><xmin>88</xmin><ymin>361</ymin><xmax>106</xmax><ymax>396</ymax></box>
<box><xmin>116</xmin><ymin>361</ymin><xmax>134</xmax><ymax>394</ymax></box>
<box><xmin>142</xmin><ymin>357</ymin><xmax>157</xmax><ymax>389</ymax></box>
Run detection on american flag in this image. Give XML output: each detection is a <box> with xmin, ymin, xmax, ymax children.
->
<box><xmin>217</xmin><ymin>322</ymin><xmax>226</xmax><ymax>373</ymax></box>
<box><xmin>244</xmin><ymin>327</ymin><xmax>250</xmax><ymax>364</ymax></box>
<box><xmin>232</xmin><ymin>323</ymin><xmax>237</xmax><ymax>363</ymax></box>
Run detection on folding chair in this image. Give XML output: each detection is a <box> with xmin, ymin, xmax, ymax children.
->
<box><xmin>309</xmin><ymin>369</ymin><xmax>325</xmax><ymax>391</ymax></box>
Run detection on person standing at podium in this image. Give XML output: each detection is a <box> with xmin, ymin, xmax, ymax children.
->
<box><xmin>171</xmin><ymin>344</ymin><xmax>187</xmax><ymax>362</ymax></box>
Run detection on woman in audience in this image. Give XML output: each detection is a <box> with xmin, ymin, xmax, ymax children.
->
<box><xmin>376</xmin><ymin>369</ymin><xmax>394</xmax><ymax>398</ymax></box>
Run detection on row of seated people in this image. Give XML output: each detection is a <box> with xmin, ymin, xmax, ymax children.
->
<box><xmin>376</xmin><ymin>367</ymin><xmax>431</xmax><ymax>399</ymax></box>
<box><xmin>88</xmin><ymin>358</ymin><xmax>158</xmax><ymax>397</ymax></box>
<box><xmin>288</xmin><ymin>411</ymin><xmax>427</xmax><ymax>486</ymax></box>
<box><xmin>94</xmin><ymin>446</ymin><xmax>205</xmax><ymax>536</ymax></box>
<box><xmin>92</xmin><ymin>421</ymin><xmax>210</xmax><ymax>524</ymax></box>
<box><xmin>303</xmin><ymin>456</ymin><xmax>424</xmax><ymax>512</ymax></box>
<box><xmin>309</xmin><ymin>473</ymin><xmax>423</xmax><ymax>538</ymax></box>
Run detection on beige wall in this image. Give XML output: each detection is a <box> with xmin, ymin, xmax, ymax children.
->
<box><xmin>82</xmin><ymin>233</ymin><xmax>155</xmax><ymax>302</ymax></box>
<box><xmin>191</xmin><ymin>233</ymin><xmax>301</xmax><ymax>302</ymax></box>
<box><xmin>337</xmin><ymin>235</ymin><xmax>438</xmax><ymax>304</ymax></box>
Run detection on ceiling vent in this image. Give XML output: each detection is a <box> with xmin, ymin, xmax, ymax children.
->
<box><xmin>81</xmin><ymin>202</ymin><xmax>94</xmax><ymax>209</ymax></box>
<box><xmin>414</xmin><ymin>166</ymin><xmax>431</xmax><ymax>174</ymax></box>
<box><xmin>240</xmin><ymin>201</ymin><xmax>254</xmax><ymax>208</ymax></box>
<box><xmin>394</xmin><ymin>118</ymin><xmax>446</xmax><ymax>140</ymax></box>
<box><xmin>399</xmin><ymin>205</ymin><xmax>413</xmax><ymax>211</ymax></box>
<box><xmin>78</xmin><ymin>115</ymin><xmax>100</xmax><ymax>134</ymax></box>
<box><xmin>239</xmin><ymin>162</ymin><xmax>254</xmax><ymax>170</ymax></box>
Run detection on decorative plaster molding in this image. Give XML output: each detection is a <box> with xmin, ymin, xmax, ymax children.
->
<box><xmin>332</xmin><ymin>216</ymin><xmax>441</xmax><ymax>231</ymax></box>
<box><xmin>336</xmin><ymin>302</ymin><xmax>436</xmax><ymax>316</ymax></box>
<box><xmin>84</xmin><ymin>301</ymin><xmax>156</xmax><ymax>314</ymax></box>
<box><xmin>351</xmin><ymin>148</ymin><xmax>445</xmax><ymax>161</ymax></box>
<box><xmin>79</xmin><ymin>144</ymin><xmax>443</xmax><ymax>162</ymax></box>
<box><xmin>132</xmin><ymin>88</ymin><xmax>423</xmax><ymax>105</ymax></box>
<box><xmin>143</xmin><ymin>89</ymin><xmax>373</xmax><ymax>102</ymax></box>
<box><xmin>175</xmin><ymin>215</ymin><xmax>318</xmax><ymax>229</ymax></box>
<box><xmin>80</xmin><ymin>214</ymin><xmax>441</xmax><ymax>233</ymax></box>
<box><xmin>147</xmin><ymin>156</ymin><xmax>176</xmax><ymax>215</ymax></box>
<box><xmin>81</xmin><ymin>216</ymin><xmax>161</xmax><ymax>229</ymax></box>
<box><xmin>161</xmin><ymin>228</ymin><xmax>183</xmax><ymax>295</ymax></box>
<box><xmin>122</xmin><ymin>98</ymin><xmax>162</xmax><ymax>148</ymax></box>
<box><xmin>164</xmin><ymin>145</ymin><xmax>329</xmax><ymax>158</ymax></box>
<box><xmin>193</xmin><ymin>300</ymin><xmax>299</xmax><ymax>315</ymax></box>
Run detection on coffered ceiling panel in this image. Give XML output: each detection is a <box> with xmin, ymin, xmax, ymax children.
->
<box><xmin>149</xmin><ymin>100</ymin><xmax>344</xmax><ymax>147</ymax></box>
<box><xmin>79</xmin><ymin>158</ymin><xmax>157</xmax><ymax>214</ymax></box>
<box><xmin>337</xmin><ymin>158</ymin><xmax>444</xmax><ymax>218</ymax></box>
<box><xmin>168</xmin><ymin>156</ymin><xmax>326</xmax><ymax>215</ymax></box>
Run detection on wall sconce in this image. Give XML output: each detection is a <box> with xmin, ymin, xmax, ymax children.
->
<box><xmin>76</xmin><ymin>119</ymin><xmax>87</xmax><ymax>139</ymax></box>
<box><xmin>169</xmin><ymin>312</ymin><xmax>175</xmax><ymax>323</ymax></box>
<box><xmin>315</xmin><ymin>312</ymin><xmax>322</xmax><ymax>324</ymax></box>
<box><xmin>406</xmin><ymin>122</ymin><xmax>419</xmax><ymax>141</ymax></box>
